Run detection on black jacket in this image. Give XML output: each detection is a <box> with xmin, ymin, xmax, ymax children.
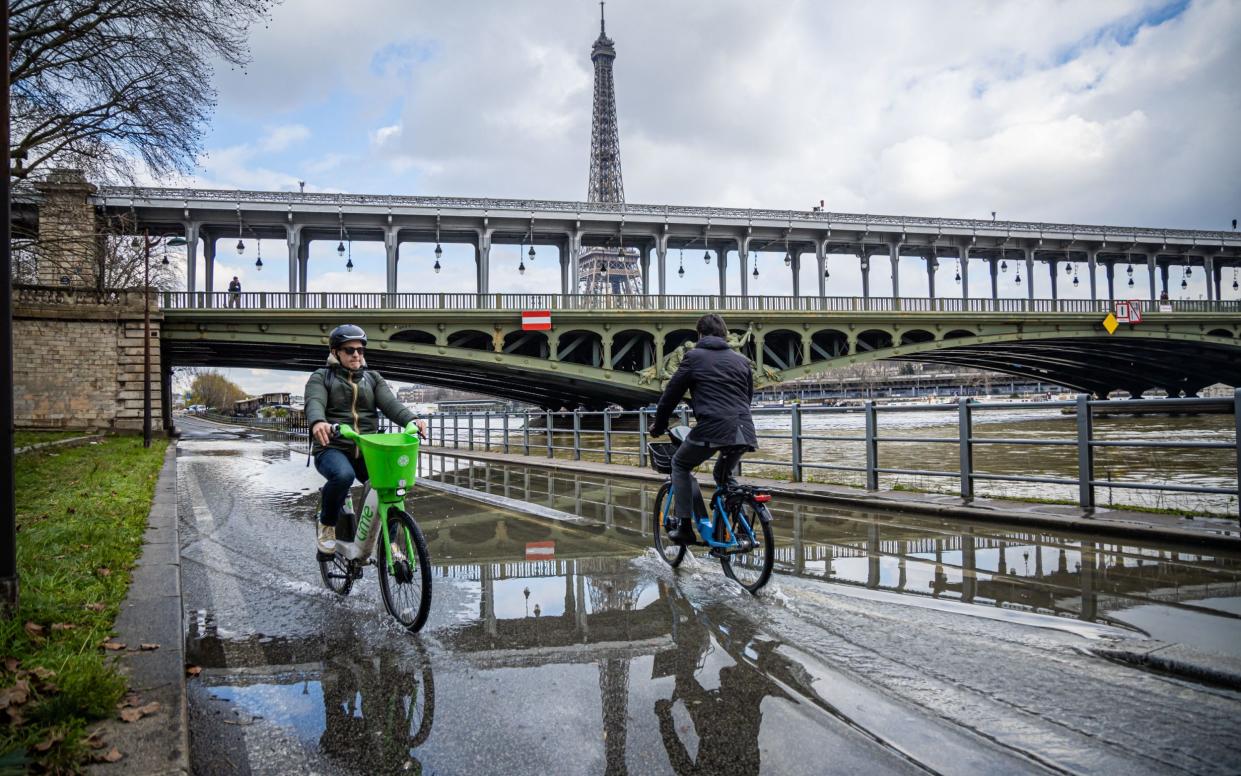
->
<box><xmin>652</xmin><ymin>336</ymin><xmax>757</xmax><ymax>449</ymax></box>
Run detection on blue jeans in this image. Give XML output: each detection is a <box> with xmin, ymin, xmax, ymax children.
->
<box><xmin>670</xmin><ymin>441</ymin><xmax>745</xmax><ymax>522</ymax></box>
<box><xmin>314</xmin><ymin>448</ymin><xmax>368</xmax><ymax>526</ymax></box>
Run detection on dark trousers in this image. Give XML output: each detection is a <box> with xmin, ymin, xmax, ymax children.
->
<box><xmin>315</xmin><ymin>448</ymin><xmax>368</xmax><ymax>525</ymax></box>
<box><xmin>670</xmin><ymin>441</ymin><xmax>745</xmax><ymax>521</ymax></box>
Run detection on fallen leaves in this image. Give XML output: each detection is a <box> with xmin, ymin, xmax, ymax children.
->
<box><xmin>84</xmin><ymin>602</ymin><xmax>108</xmax><ymax>612</ymax></box>
<box><xmin>94</xmin><ymin>747</ymin><xmax>123</xmax><ymax>763</ymax></box>
<box><xmin>139</xmin><ymin>643</ymin><xmax>159</xmax><ymax>651</ymax></box>
<box><xmin>23</xmin><ymin>622</ymin><xmax>45</xmax><ymax>642</ymax></box>
<box><xmin>96</xmin><ymin>567</ymin><xmax>111</xmax><ymax>577</ymax></box>
<box><xmin>185</xmin><ymin>665</ymin><xmax>202</xmax><ymax>677</ymax></box>
<box><xmin>117</xmin><ymin>693</ymin><xmax>160</xmax><ymax>722</ymax></box>
<box><xmin>101</xmin><ymin>639</ymin><xmax>126</xmax><ymax>651</ymax></box>
<box><xmin>32</xmin><ymin>730</ymin><xmax>64</xmax><ymax>752</ymax></box>
<box><xmin>50</xmin><ymin>623</ymin><xmax>76</xmax><ymax>632</ymax></box>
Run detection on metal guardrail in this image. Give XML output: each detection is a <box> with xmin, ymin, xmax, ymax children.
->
<box><xmin>420</xmin><ymin>393</ymin><xmax>1241</xmax><ymax>522</ymax></box>
<box><xmin>160</xmin><ymin>291</ymin><xmax>1241</xmax><ymax>314</ymax></box>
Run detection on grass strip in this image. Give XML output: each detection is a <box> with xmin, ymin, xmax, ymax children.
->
<box><xmin>1</xmin><ymin>436</ymin><xmax>168</xmax><ymax>773</ymax></box>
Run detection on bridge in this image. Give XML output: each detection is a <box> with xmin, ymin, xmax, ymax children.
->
<box><xmin>14</xmin><ymin>178</ymin><xmax>1241</xmax><ymax>302</ymax></box>
<box><xmin>158</xmin><ymin>290</ymin><xmax>1241</xmax><ymax>407</ymax></box>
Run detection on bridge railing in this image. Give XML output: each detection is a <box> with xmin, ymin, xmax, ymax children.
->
<box><xmin>160</xmin><ymin>291</ymin><xmax>1241</xmax><ymax>313</ymax></box>
<box><xmin>417</xmin><ymin>393</ymin><xmax>1241</xmax><ymax>522</ymax></box>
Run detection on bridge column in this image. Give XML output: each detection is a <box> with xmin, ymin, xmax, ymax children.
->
<box><xmin>202</xmin><ymin>233</ymin><xmax>216</xmax><ymax>308</ymax></box>
<box><xmin>738</xmin><ymin>236</ymin><xmax>751</xmax><ymax>299</ymax></box>
<box><xmin>1146</xmin><ymin>253</ymin><xmax>1158</xmax><ymax>302</ymax></box>
<box><xmin>791</xmin><ymin>248</ymin><xmax>801</xmax><ymax>297</ymax></box>
<box><xmin>1049</xmin><ymin>255</ymin><xmax>1059</xmax><ymax>301</ymax></box>
<box><xmin>1213</xmin><ymin>259</ymin><xmax>1224</xmax><ymax>299</ymax></box>
<box><xmin>1203</xmin><ymin>256</ymin><xmax>1215</xmax><ymax>301</ymax></box>
<box><xmin>384</xmin><ymin>226</ymin><xmax>400</xmax><ymax>295</ymax></box>
<box><xmin>297</xmin><ymin>241</ymin><xmax>309</xmax><ymax>294</ymax></box>
<box><xmin>959</xmin><ymin>245</ymin><xmax>970</xmax><ymax>302</ymax></box>
<box><xmin>656</xmin><ymin>236</ymin><xmax>668</xmax><ymax>296</ymax></box>
<box><xmin>1105</xmin><ymin>260</ymin><xmax>1116</xmax><ymax>303</ymax></box>
<box><xmin>559</xmin><ymin>237</ymin><xmax>571</xmax><ymax>295</ymax></box>
<box><xmin>888</xmin><ymin>242</ymin><xmax>901</xmax><ymax>300</ymax></box>
<box><xmin>858</xmin><ymin>247</ymin><xmax>870</xmax><ymax>303</ymax></box>
<box><xmin>183</xmin><ymin>222</ymin><xmax>200</xmax><ymax>295</ymax></box>
<box><xmin>816</xmin><ymin>239</ymin><xmax>827</xmax><ymax>298</ymax></box>
<box><xmin>1087</xmin><ymin>249</ymin><xmax>1099</xmax><ymax>302</ymax></box>
<box><xmin>602</xmin><ymin>333</ymin><xmax>613</xmax><ymax>370</ymax></box>
<box><xmin>926</xmin><ymin>251</ymin><xmax>937</xmax><ymax>299</ymax></box>
<box><xmin>639</xmin><ymin>244</ymin><xmax>651</xmax><ymax>295</ymax></box>
<box><xmin>1024</xmin><ymin>249</ymin><xmax>1034</xmax><ymax>302</ymax></box>
<box><xmin>1159</xmin><ymin>260</ymin><xmax>1170</xmax><ymax>299</ymax></box>
<box><xmin>477</xmin><ymin>231</ymin><xmax>493</xmax><ymax>296</ymax></box>
<box><xmin>569</xmin><ymin>231</ymin><xmax>583</xmax><ymax>295</ymax></box>
<box><xmin>284</xmin><ymin>224</ymin><xmax>300</xmax><ymax>295</ymax></box>
<box><xmin>988</xmin><ymin>256</ymin><xmax>999</xmax><ymax>302</ymax></box>
<box><xmin>716</xmin><ymin>246</ymin><xmax>728</xmax><ymax>297</ymax></box>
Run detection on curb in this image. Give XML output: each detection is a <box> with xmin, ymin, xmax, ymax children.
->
<box><xmin>88</xmin><ymin>443</ymin><xmax>188</xmax><ymax>775</ymax></box>
<box><xmin>1091</xmin><ymin>641</ymin><xmax>1241</xmax><ymax>691</ymax></box>
<box><xmin>421</xmin><ymin>446</ymin><xmax>1240</xmax><ymax>547</ymax></box>
<box><xmin>13</xmin><ymin>434</ymin><xmax>105</xmax><ymax>455</ymax></box>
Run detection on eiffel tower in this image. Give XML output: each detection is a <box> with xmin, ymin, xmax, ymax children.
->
<box><xmin>579</xmin><ymin>2</ymin><xmax>642</xmax><ymax>295</ymax></box>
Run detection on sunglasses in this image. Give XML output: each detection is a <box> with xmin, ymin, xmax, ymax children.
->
<box><xmin>339</xmin><ymin>346</ymin><xmax>365</xmax><ymax>355</ymax></box>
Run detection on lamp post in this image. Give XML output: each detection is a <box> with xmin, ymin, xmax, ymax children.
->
<box><xmin>2</xmin><ymin>0</ymin><xmax>17</xmax><ymax>614</ymax></box>
<box><xmin>143</xmin><ymin>229</ymin><xmax>152</xmax><ymax>447</ymax></box>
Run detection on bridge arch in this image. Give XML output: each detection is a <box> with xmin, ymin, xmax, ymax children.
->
<box><xmin>610</xmin><ymin>329</ymin><xmax>655</xmax><ymax>371</ymax></box>
<box><xmin>503</xmin><ymin>329</ymin><xmax>550</xmax><ymax>358</ymax></box>
<box><xmin>856</xmin><ymin>329</ymin><xmax>894</xmax><ymax>352</ymax></box>
<box><xmin>898</xmin><ymin>329</ymin><xmax>936</xmax><ymax>346</ymax></box>
<box><xmin>762</xmin><ymin>329</ymin><xmax>804</xmax><ymax>370</ymax></box>
<box><xmin>729</xmin><ymin>328</ymin><xmax>757</xmax><ymax>361</ymax></box>
<box><xmin>808</xmin><ymin>329</ymin><xmax>850</xmax><ymax>362</ymax></box>
<box><xmin>446</xmin><ymin>328</ymin><xmax>493</xmax><ymax>351</ymax></box>
<box><xmin>1208</xmin><ymin>328</ymin><xmax>1235</xmax><ymax>339</ymax></box>
<box><xmin>556</xmin><ymin>329</ymin><xmax>603</xmax><ymax>367</ymax></box>
<box><xmin>390</xmin><ymin>328</ymin><xmax>437</xmax><ymax>345</ymax></box>
<box><xmin>942</xmin><ymin>329</ymin><xmax>976</xmax><ymax>340</ymax></box>
<box><xmin>664</xmin><ymin>329</ymin><xmax>697</xmax><ymax>353</ymax></box>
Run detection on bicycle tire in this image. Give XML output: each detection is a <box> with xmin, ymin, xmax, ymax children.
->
<box><xmin>377</xmin><ymin>508</ymin><xmax>433</xmax><ymax>632</ymax></box>
<box><xmin>318</xmin><ymin>550</ymin><xmax>355</xmax><ymax>596</ymax></box>
<box><xmin>719</xmin><ymin>499</ymin><xmax>775</xmax><ymax>593</ymax></box>
<box><xmin>652</xmin><ymin>481</ymin><xmax>687</xmax><ymax>568</ymax></box>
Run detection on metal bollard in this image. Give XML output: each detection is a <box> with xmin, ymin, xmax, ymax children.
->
<box><xmin>790</xmin><ymin>404</ymin><xmax>803</xmax><ymax>483</ymax></box>
<box><xmin>1077</xmin><ymin>394</ymin><xmax>1094</xmax><ymax>511</ymax></box>
<box><xmin>603</xmin><ymin>409</ymin><xmax>612</xmax><ymax>465</ymax></box>
<box><xmin>572</xmin><ymin>409</ymin><xmax>582</xmax><ymax>462</ymax></box>
<box><xmin>864</xmin><ymin>401</ymin><xmax>878</xmax><ymax>491</ymax></box>
<box><xmin>638</xmin><ymin>408</ymin><xmax>648</xmax><ymax>468</ymax></box>
<box><xmin>959</xmin><ymin>397</ymin><xmax>974</xmax><ymax>500</ymax></box>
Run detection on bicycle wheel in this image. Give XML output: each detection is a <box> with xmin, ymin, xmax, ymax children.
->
<box><xmin>318</xmin><ymin>551</ymin><xmax>355</xmax><ymax>596</ymax></box>
<box><xmin>720</xmin><ymin>499</ymin><xmax>775</xmax><ymax>593</ymax></box>
<box><xmin>377</xmin><ymin>508</ymin><xmax>433</xmax><ymax>632</ymax></box>
<box><xmin>652</xmin><ymin>481</ymin><xmax>687</xmax><ymax>568</ymax></box>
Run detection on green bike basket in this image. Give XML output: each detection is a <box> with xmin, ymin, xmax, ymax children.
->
<box><xmin>355</xmin><ymin>433</ymin><xmax>421</xmax><ymax>490</ymax></box>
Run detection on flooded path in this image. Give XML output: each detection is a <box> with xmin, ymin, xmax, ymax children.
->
<box><xmin>176</xmin><ymin>418</ymin><xmax>1241</xmax><ymax>774</ymax></box>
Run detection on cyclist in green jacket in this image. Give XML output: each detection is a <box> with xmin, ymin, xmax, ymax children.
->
<box><xmin>305</xmin><ymin>324</ymin><xmax>426</xmax><ymax>553</ymax></box>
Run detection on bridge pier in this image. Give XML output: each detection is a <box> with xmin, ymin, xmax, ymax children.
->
<box><xmin>1105</xmin><ymin>260</ymin><xmax>1116</xmax><ymax>303</ymax></box>
<box><xmin>1160</xmin><ymin>261</ymin><xmax>1170</xmax><ymax>298</ymax></box>
<box><xmin>1049</xmin><ymin>255</ymin><xmax>1059</xmax><ymax>301</ymax></box>
<box><xmin>183</xmin><ymin>222</ymin><xmax>200</xmax><ymax>294</ymax></box>
<box><xmin>477</xmin><ymin>231</ymin><xmax>492</xmax><ymax>295</ymax></box>
<box><xmin>815</xmin><ymin>240</ymin><xmax>828</xmax><ymax>298</ymax></box>
<box><xmin>1146</xmin><ymin>253</ymin><xmax>1158</xmax><ymax>302</ymax></box>
<box><xmin>202</xmin><ymin>232</ymin><xmax>216</xmax><ymax>307</ymax></box>
<box><xmin>958</xmin><ymin>245</ymin><xmax>970</xmax><ymax>301</ymax></box>
<box><xmin>716</xmin><ymin>246</ymin><xmax>728</xmax><ymax>297</ymax></box>
<box><xmin>888</xmin><ymin>242</ymin><xmax>901</xmax><ymax>300</ymax></box>
<box><xmin>989</xmin><ymin>256</ymin><xmax>999</xmax><ymax>302</ymax></box>
<box><xmin>297</xmin><ymin>241</ymin><xmax>309</xmax><ymax>294</ymax></box>
<box><xmin>384</xmin><ymin>225</ymin><xmax>400</xmax><ymax>295</ymax></box>
<box><xmin>1023</xmin><ymin>248</ymin><xmax>1034</xmax><ymax>301</ymax></box>
<box><xmin>926</xmin><ymin>250</ymin><xmax>937</xmax><ymax>299</ymax></box>
<box><xmin>1087</xmin><ymin>249</ymin><xmax>1099</xmax><ymax>302</ymax></box>
<box><xmin>655</xmin><ymin>239</ymin><xmax>668</xmax><ymax>296</ymax></box>
<box><xmin>792</xmin><ymin>248</ymin><xmax>803</xmax><ymax>297</ymax></box>
<box><xmin>285</xmin><ymin>224</ymin><xmax>300</xmax><ymax>295</ymax></box>
<box><xmin>1204</xmin><ymin>256</ymin><xmax>1215</xmax><ymax>301</ymax></box>
<box><xmin>738</xmin><ymin>237</ymin><xmax>750</xmax><ymax>299</ymax></box>
<box><xmin>859</xmin><ymin>247</ymin><xmax>870</xmax><ymax>303</ymax></box>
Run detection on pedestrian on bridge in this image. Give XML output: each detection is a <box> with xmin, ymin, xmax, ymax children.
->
<box><xmin>228</xmin><ymin>276</ymin><xmax>241</xmax><ymax>308</ymax></box>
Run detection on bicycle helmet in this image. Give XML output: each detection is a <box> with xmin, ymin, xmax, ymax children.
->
<box><xmin>328</xmin><ymin>324</ymin><xmax>368</xmax><ymax>349</ymax></box>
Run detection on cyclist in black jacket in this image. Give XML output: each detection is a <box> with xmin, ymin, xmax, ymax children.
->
<box><xmin>649</xmin><ymin>314</ymin><xmax>758</xmax><ymax>544</ymax></box>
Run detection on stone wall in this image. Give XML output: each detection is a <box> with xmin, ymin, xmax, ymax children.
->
<box><xmin>31</xmin><ymin>169</ymin><xmax>100</xmax><ymax>288</ymax></box>
<box><xmin>13</xmin><ymin>286</ymin><xmax>164</xmax><ymax>432</ymax></box>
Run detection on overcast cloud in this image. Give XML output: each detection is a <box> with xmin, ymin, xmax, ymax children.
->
<box><xmin>166</xmin><ymin>0</ymin><xmax>1241</xmax><ymax>395</ymax></box>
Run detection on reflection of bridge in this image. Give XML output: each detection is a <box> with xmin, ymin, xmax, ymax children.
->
<box><xmin>158</xmin><ymin>293</ymin><xmax>1241</xmax><ymax>406</ymax></box>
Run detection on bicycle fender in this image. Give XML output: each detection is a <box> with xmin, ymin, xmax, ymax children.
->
<box><xmin>756</xmin><ymin>504</ymin><xmax>773</xmax><ymax>524</ymax></box>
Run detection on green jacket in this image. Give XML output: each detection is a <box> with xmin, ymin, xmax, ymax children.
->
<box><xmin>304</xmin><ymin>355</ymin><xmax>415</xmax><ymax>457</ymax></box>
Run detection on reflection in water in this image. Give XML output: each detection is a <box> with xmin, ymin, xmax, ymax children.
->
<box><xmin>420</xmin><ymin>454</ymin><xmax>1241</xmax><ymax>634</ymax></box>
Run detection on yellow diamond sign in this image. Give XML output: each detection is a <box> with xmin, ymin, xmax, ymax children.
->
<box><xmin>1102</xmin><ymin>312</ymin><xmax>1119</xmax><ymax>334</ymax></box>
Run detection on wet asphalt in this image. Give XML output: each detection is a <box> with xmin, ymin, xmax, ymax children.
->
<box><xmin>176</xmin><ymin>417</ymin><xmax>1241</xmax><ymax>775</ymax></box>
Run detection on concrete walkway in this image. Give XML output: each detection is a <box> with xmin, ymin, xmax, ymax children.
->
<box><xmin>89</xmin><ymin>443</ymin><xmax>188</xmax><ymax>775</ymax></box>
<box><xmin>421</xmin><ymin>444</ymin><xmax>1241</xmax><ymax>547</ymax></box>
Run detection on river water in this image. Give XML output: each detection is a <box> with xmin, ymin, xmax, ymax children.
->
<box><xmin>439</xmin><ymin>406</ymin><xmax>1238</xmax><ymax>516</ymax></box>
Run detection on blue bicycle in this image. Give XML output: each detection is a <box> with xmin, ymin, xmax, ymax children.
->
<box><xmin>649</xmin><ymin>427</ymin><xmax>776</xmax><ymax>593</ymax></box>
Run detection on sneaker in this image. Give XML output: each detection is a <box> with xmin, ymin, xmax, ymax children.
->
<box><xmin>316</xmin><ymin>521</ymin><xmax>336</xmax><ymax>554</ymax></box>
<box><xmin>665</xmin><ymin>516</ymin><xmax>697</xmax><ymax>545</ymax></box>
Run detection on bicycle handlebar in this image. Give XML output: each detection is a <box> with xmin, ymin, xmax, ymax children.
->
<box><xmin>330</xmin><ymin>422</ymin><xmax>426</xmax><ymax>442</ymax></box>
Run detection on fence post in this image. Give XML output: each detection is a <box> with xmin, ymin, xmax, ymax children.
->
<box><xmin>638</xmin><ymin>408</ymin><xmax>648</xmax><ymax>468</ymax></box>
<box><xmin>523</xmin><ymin>411</ymin><xmax>531</xmax><ymax>456</ymax></box>
<box><xmin>864</xmin><ymin>401</ymin><xmax>879</xmax><ymax>491</ymax></box>
<box><xmin>790</xmin><ymin>404</ymin><xmax>803</xmax><ymax>483</ymax></box>
<box><xmin>677</xmin><ymin>405</ymin><xmax>689</xmax><ymax>428</ymax></box>
<box><xmin>572</xmin><ymin>408</ymin><xmax>582</xmax><ymax>461</ymax></box>
<box><xmin>1077</xmin><ymin>393</ymin><xmax>1095</xmax><ymax>512</ymax></box>
<box><xmin>452</xmin><ymin>414</ymin><xmax>459</xmax><ymax>450</ymax></box>
<box><xmin>468</xmin><ymin>413</ymin><xmax>475</xmax><ymax>451</ymax></box>
<box><xmin>503</xmin><ymin>413</ymin><xmax>510</xmax><ymax>454</ymax></box>
<box><xmin>546</xmin><ymin>409</ymin><xmax>554</xmax><ymax>459</ymax></box>
<box><xmin>483</xmin><ymin>412</ymin><xmax>491</xmax><ymax>452</ymax></box>
<box><xmin>959</xmin><ymin>397</ymin><xmax>974</xmax><ymax>500</ymax></box>
<box><xmin>602</xmin><ymin>409</ymin><xmax>612</xmax><ymax>465</ymax></box>
<box><xmin>1235</xmin><ymin>388</ymin><xmax>1241</xmax><ymax>525</ymax></box>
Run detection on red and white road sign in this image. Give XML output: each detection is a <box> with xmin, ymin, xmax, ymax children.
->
<box><xmin>522</xmin><ymin>310</ymin><xmax>552</xmax><ymax>330</ymax></box>
<box><xmin>525</xmin><ymin>541</ymin><xmax>555</xmax><ymax>561</ymax></box>
<box><xmin>1115</xmin><ymin>300</ymin><xmax>1143</xmax><ymax>324</ymax></box>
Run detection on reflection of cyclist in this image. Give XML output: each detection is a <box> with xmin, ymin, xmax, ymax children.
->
<box><xmin>318</xmin><ymin>637</ymin><xmax>435</xmax><ymax>772</ymax></box>
<box><xmin>649</xmin><ymin>314</ymin><xmax>757</xmax><ymax>544</ymax></box>
<box><xmin>654</xmin><ymin>585</ymin><xmax>788</xmax><ymax>775</ymax></box>
<box><xmin>305</xmin><ymin>324</ymin><xmax>426</xmax><ymax>553</ymax></box>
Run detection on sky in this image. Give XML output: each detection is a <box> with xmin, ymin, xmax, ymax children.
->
<box><xmin>158</xmin><ymin>0</ymin><xmax>1241</xmax><ymax>396</ymax></box>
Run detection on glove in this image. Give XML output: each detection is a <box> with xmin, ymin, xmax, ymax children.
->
<box><xmin>648</xmin><ymin>423</ymin><xmax>667</xmax><ymax>437</ymax></box>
